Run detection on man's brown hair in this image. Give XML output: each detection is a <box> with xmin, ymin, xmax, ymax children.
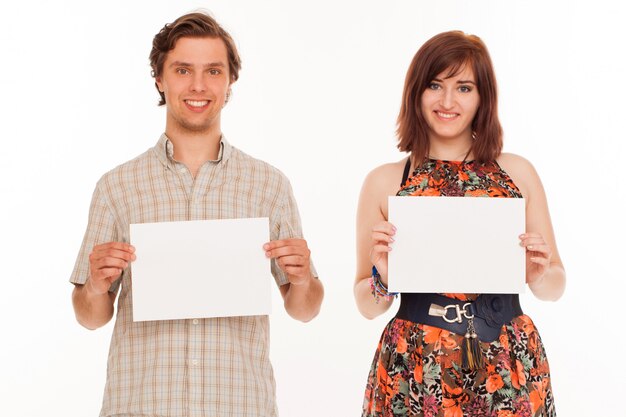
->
<box><xmin>397</xmin><ymin>31</ymin><xmax>502</xmax><ymax>164</ymax></box>
<box><xmin>149</xmin><ymin>12</ymin><xmax>242</xmax><ymax>106</ymax></box>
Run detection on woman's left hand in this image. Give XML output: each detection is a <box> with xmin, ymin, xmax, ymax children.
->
<box><xmin>519</xmin><ymin>232</ymin><xmax>552</xmax><ymax>285</ymax></box>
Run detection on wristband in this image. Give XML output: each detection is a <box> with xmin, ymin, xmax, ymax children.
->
<box><xmin>369</xmin><ymin>266</ymin><xmax>399</xmax><ymax>303</ymax></box>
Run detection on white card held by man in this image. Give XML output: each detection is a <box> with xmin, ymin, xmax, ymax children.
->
<box><xmin>130</xmin><ymin>218</ymin><xmax>271</xmax><ymax>321</ymax></box>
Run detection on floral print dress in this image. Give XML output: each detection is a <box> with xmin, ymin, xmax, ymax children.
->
<box><xmin>362</xmin><ymin>159</ymin><xmax>556</xmax><ymax>417</ymax></box>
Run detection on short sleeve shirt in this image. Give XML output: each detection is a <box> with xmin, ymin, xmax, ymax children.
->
<box><xmin>70</xmin><ymin>134</ymin><xmax>314</xmax><ymax>417</ymax></box>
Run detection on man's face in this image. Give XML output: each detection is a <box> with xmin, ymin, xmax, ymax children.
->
<box><xmin>156</xmin><ymin>36</ymin><xmax>231</xmax><ymax>135</ymax></box>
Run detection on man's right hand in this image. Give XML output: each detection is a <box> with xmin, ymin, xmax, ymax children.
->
<box><xmin>87</xmin><ymin>242</ymin><xmax>136</xmax><ymax>295</ymax></box>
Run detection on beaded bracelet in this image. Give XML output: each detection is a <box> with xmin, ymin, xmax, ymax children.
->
<box><xmin>369</xmin><ymin>266</ymin><xmax>399</xmax><ymax>303</ymax></box>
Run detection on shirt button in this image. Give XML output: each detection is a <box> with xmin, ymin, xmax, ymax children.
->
<box><xmin>192</xmin><ymin>359</ymin><xmax>199</xmax><ymax>366</ymax></box>
<box><xmin>192</xmin><ymin>319</ymin><xmax>199</xmax><ymax>325</ymax></box>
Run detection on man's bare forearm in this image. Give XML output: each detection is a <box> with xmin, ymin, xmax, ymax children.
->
<box><xmin>72</xmin><ymin>281</ymin><xmax>116</xmax><ymax>330</ymax></box>
<box><xmin>282</xmin><ymin>276</ymin><xmax>324</xmax><ymax>322</ymax></box>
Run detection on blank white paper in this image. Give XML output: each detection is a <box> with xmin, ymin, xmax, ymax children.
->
<box><xmin>130</xmin><ymin>218</ymin><xmax>271</xmax><ymax>321</ymax></box>
<box><xmin>388</xmin><ymin>197</ymin><xmax>526</xmax><ymax>293</ymax></box>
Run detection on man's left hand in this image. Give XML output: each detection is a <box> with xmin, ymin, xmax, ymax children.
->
<box><xmin>263</xmin><ymin>238</ymin><xmax>312</xmax><ymax>285</ymax></box>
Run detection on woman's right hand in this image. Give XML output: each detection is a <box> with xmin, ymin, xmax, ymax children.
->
<box><xmin>369</xmin><ymin>221</ymin><xmax>396</xmax><ymax>286</ymax></box>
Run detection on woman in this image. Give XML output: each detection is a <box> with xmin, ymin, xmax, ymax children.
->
<box><xmin>355</xmin><ymin>31</ymin><xmax>565</xmax><ymax>417</ymax></box>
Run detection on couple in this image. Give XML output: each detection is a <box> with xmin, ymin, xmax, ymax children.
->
<box><xmin>70</xmin><ymin>11</ymin><xmax>565</xmax><ymax>417</ymax></box>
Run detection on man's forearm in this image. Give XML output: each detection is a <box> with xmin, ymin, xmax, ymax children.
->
<box><xmin>283</xmin><ymin>276</ymin><xmax>324</xmax><ymax>322</ymax></box>
<box><xmin>72</xmin><ymin>282</ymin><xmax>115</xmax><ymax>330</ymax></box>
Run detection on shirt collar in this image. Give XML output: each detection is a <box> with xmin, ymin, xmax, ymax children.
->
<box><xmin>153</xmin><ymin>133</ymin><xmax>232</xmax><ymax>169</ymax></box>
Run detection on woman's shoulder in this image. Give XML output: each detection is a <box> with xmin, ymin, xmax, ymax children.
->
<box><xmin>359</xmin><ymin>158</ymin><xmax>411</xmax><ymax>202</ymax></box>
<box><xmin>496</xmin><ymin>152</ymin><xmax>542</xmax><ymax>196</ymax></box>
<box><xmin>363</xmin><ymin>158</ymin><xmax>409</xmax><ymax>189</ymax></box>
<box><xmin>497</xmin><ymin>152</ymin><xmax>538</xmax><ymax>175</ymax></box>
<box><xmin>497</xmin><ymin>152</ymin><xmax>530</xmax><ymax>164</ymax></box>
<box><xmin>367</xmin><ymin>158</ymin><xmax>408</xmax><ymax>176</ymax></box>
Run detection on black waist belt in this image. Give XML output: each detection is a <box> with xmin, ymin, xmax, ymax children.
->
<box><xmin>395</xmin><ymin>293</ymin><xmax>523</xmax><ymax>343</ymax></box>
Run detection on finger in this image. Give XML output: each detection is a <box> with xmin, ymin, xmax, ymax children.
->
<box><xmin>371</xmin><ymin>243</ymin><xmax>392</xmax><ymax>253</ymax></box>
<box><xmin>370</xmin><ymin>244</ymin><xmax>392</xmax><ymax>263</ymax></box>
<box><xmin>86</xmin><ymin>275</ymin><xmax>116</xmax><ymax>295</ymax></box>
<box><xmin>90</xmin><ymin>248</ymin><xmax>136</xmax><ymax>263</ymax></box>
<box><xmin>282</xmin><ymin>265</ymin><xmax>308</xmax><ymax>277</ymax></box>
<box><xmin>266</xmin><ymin>246</ymin><xmax>310</xmax><ymax>259</ymax></box>
<box><xmin>372</xmin><ymin>231</ymin><xmax>394</xmax><ymax>244</ymax></box>
<box><xmin>277</xmin><ymin>255</ymin><xmax>307</xmax><ymax>269</ymax></box>
<box><xmin>92</xmin><ymin>267</ymin><xmax>124</xmax><ymax>281</ymax></box>
<box><xmin>519</xmin><ymin>237</ymin><xmax>546</xmax><ymax>247</ymax></box>
<box><xmin>519</xmin><ymin>232</ymin><xmax>543</xmax><ymax>239</ymax></box>
<box><xmin>93</xmin><ymin>256</ymin><xmax>130</xmax><ymax>271</ymax></box>
<box><xmin>525</xmin><ymin>244</ymin><xmax>552</xmax><ymax>257</ymax></box>
<box><xmin>263</xmin><ymin>238</ymin><xmax>307</xmax><ymax>251</ymax></box>
<box><xmin>529</xmin><ymin>256</ymin><xmax>550</xmax><ymax>267</ymax></box>
<box><xmin>372</xmin><ymin>222</ymin><xmax>396</xmax><ymax>235</ymax></box>
<box><xmin>93</xmin><ymin>242</ymin><xmax>135</xmax><ymax>253</ymax></box>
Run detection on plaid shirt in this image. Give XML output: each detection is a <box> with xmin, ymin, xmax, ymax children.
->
<box><xmin>71</xmin><ymin>134</ymin><xmax>312</xmax><ymax>416</ymax></box>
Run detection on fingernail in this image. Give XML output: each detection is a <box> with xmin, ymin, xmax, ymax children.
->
<box><xmin>392</xmin><ymin>226</ymin><xmax>397</xmax><ymax>232</ymax></box>
<box><xmin>389</xmin><ymin>237</ymin><xmax>395</xmax><ymax>243</ymax></box>
<box><xmin>519</xmin><ymin>234</ymin><xmax>526</xmax><ymax>238</ymax></box>
<box><xmin>265</xmin><ymin>251</ymin><xmax>271</xmax><ymax>258</ymax></box>
<box><xmin>528</xmin><ymin>245</ymin><xmax>533</xmax><ymax>250</ymax></box>
<box><xmin>129</xmin><ymin>245</ymin><xmax>135</xmax><ymax>252</ymax></box>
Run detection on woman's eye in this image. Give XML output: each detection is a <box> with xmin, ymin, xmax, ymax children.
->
<box><xmin>428</xmin><ymin>82</ymin><xmax>441</xmax><ymax>90</ymax></box>
<box><xmin>458</xmin><ymin>85</ymin><xmax>472</xmax><ymax>93</ymax></box>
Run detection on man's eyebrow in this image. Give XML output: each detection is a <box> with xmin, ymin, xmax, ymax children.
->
<box><xmin>168</xmin><ymin>61</ymin><xmax>226</xmax><ymax>68</ymax></box>
<box><xmin>169</xmin><ymin>60</ymin><xmax>192</xmax><ymax>68</ymax></box>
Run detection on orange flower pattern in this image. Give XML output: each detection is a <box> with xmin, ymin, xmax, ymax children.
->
<box><xmin>362</xmin><ymin>160</ymin><xmax>555</xmax><ymax>416</ymax></box>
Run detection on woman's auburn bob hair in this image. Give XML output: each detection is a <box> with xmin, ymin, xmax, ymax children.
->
<box><xmin>397</xmin><ymin>31</ymin><xmax>502</xmax><ymax>164</ymax></box>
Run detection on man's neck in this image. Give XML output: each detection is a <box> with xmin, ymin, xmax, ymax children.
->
<box><xmin>166</xmin><ymin>126</ymin><xmax>222</xmax><ymax>167</ymax></box>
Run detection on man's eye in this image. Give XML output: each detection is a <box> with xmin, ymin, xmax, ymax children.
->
<box><xmin>209</xmin><ymin>69</ymin><xmax>221</xmax><ymax>75</ymax></box>
<box><xmin>176</xmin><ymin>68</ymin><xmax>190</xmax><ymax>75</ymax></box>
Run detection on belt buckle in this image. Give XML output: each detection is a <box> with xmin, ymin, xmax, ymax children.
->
<box><xmin>429</xmin><ymin>302</ymin><xmax>474</xmax><ymax>324</ymax></box>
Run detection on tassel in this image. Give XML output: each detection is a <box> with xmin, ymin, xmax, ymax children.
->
<box><xmin>461</xmin><ymin>317</ymin><xmax>484</xmax><ymax>370</ymax></box>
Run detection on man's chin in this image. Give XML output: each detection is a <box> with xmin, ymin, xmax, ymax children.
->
<box><xmin>179</xmin><ymin>121</ymin><xmax>214</xmax><ymax>134</ymax></box>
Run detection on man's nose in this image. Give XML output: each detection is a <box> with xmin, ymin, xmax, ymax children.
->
<box><xmin>190</xmin><ymin>72</ymin><xmax>207</xmax><ymax>92</ymax></box>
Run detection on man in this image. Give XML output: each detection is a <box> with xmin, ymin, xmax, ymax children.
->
<box><xmin>70</xmin><ymin>12</ymin><xmax>323</xmax><ymax>417</ymax></box>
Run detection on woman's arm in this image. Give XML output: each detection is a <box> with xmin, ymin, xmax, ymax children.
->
<box><xmin>354</xmin><ymin>161</ymin><xmax>406</xmax><ymax>318</ymax></box>
<box><xmin>498</xmin><ymin>153</ymin><xmax>566</xmax><ymax>301</ymax></box>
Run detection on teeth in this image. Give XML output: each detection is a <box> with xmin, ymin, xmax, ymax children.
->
<box><xmin>437</xmin><ymin>111</ymin><xmax>457</xmax><ymax>119</ymax></box>
<box><xmin>186</xmin><ymin>100</ymin><xmax>208</xmax><ymax>107</ymax></box>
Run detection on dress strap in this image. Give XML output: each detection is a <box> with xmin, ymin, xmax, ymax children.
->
<box><xmin>401</xmin><ymin>157</ymin><xmax>411</xmax><ymax>187</ymax></box>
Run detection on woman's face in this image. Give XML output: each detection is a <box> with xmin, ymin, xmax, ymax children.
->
<box><xmin>420</xmin><ymin>65</ymin><xmax>480</xmax><ymax>143</ymax></box>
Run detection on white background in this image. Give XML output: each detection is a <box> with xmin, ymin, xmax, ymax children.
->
<box><xmin>1</xmin><ymin>1</ymin><xmax>624</xmax><ymax>416</ymax></box>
